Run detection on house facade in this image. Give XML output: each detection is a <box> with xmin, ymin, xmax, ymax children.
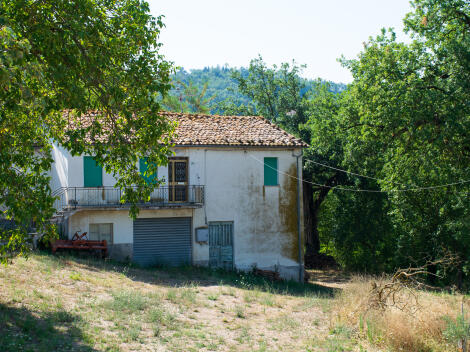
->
<box><xmin>50</xmin><ymin>112</ymin><xmax>305</xmax><ymax>281</ymax></box>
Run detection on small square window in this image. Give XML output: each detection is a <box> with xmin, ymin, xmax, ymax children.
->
<box><xmin>264</xmin><ymin>157</ymin><xmax>278</xmax><ymax>186</ymax></box>
<box><xmin>89</xmin><ymin>223</ymin><xmax>113</xmax><ymax>244</ymax></box>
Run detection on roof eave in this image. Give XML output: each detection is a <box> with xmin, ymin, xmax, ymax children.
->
<box><xmin>171</xmin><ymin>144</ymin><xmax>307</xmax><ymax>149</ymax></box>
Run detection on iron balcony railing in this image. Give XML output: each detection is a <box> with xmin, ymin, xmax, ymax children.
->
<box><xmin>52</xmin><ymin>185</ymin><xmax>205</xmax><ymax>213</ymax></box>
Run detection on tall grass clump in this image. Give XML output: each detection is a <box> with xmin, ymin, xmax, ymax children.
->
<box><xmin>103</xmin><ymin>291</ymin><xmax>147</xmax><ymax>313</ymax></box>
<box><xmin>331</xmin><ymin>275</ymin><xmax>468</xmax><ymax>351</ymax></box>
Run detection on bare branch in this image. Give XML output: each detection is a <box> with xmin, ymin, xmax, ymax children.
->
<box><xmin>365</xmin><ymin>253</ymin><xmax>459</xmax><ymax>315</ymax></box>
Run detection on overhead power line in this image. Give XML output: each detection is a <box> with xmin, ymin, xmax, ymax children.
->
<box><xmin>249</xmin><ymin>154</ymin><xmax>470</xmax><ymax>193</ymax></box>
<box><xmin>307</xmin><ymin>160</ymin><xmax>409</xmax><ymax>186</ymax></box>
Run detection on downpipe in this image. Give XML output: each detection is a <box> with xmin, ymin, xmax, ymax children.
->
<box><xmin>292</xmin><ymin>149</ymin><xmax>304</xmax><ymax>283</ymax></box>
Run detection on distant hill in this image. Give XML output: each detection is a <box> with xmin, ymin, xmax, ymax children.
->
<box><xmin>168</xmin><ymin>66</ymin><xmax>347</xmax><ymax>114</ymax></box>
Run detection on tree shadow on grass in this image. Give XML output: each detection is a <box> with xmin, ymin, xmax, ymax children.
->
<box><xmin>162</xmin><ymin>265</ymin><xmax>340</xmax><ymax>297</ymax></box>
<box><xmin>0</xmin><ymin>303</ymin><xmax>97</xmax><ymax>352</ymax></box>
<box><xmin>40</xmin><ymin>251</ymin><xmax>339</xmax><ymax>298</ymax></box>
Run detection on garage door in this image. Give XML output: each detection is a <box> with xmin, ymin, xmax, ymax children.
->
<box><xmin>133</xmin><ymin>217</ymin><xmax>191</xmax><ymax>267</ymax></box>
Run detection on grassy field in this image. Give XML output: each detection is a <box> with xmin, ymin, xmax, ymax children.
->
<box><xmin>0</xmin><ymin>252</ymin><xmax>467</xmax><ymax>351</ymax></box>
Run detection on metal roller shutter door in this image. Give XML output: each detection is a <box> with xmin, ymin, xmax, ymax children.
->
<box><xmin>133</xmin><ymin>217</ymin><xmax>191</xmax><ymax>267</ymax></box>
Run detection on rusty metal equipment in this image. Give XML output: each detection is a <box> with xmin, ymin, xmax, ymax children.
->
<box><xmin>51</xmin><ymin>231</ymin><xmax>107</xmax><ymax>258</ymax></box>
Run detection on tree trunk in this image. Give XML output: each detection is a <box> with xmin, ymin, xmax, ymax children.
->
<box><xmin>303</xmin><ymin>173</ymin><xmax>339</xmax><ymax>268</ymax></box>
<box><xmin>303</xmin><ymin>181</ymin><xmax>319</xmax><ymax>255</ymax></box>
<box><xmin>457</xmin><ymin>266</ymin><xmax>463</xmax><ymax>291</ymax></box>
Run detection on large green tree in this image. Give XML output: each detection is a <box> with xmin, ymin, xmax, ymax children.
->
<box><xmin>323</xmin><ymin>0</ymin><xmax>470</xmax><ymax>286</ymax></box>
<box><xmin>228</xmin><ymin>56</ymin><xmax>309</xmax><ymax>136</ymax></box>
<box><xmin>0</xmin><ymin>0</ymin><xmax>174</xmax><ymax>261</ymax></box>
<box><xmin>301</xmin><ymin>82</ymin><xmax>348</xmax><ymax>261</ymax></box>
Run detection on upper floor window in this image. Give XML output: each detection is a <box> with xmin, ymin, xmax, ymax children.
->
<box><xmin>83</xmin><ymin>156</ymin><xmax>102</xmax><ymax>187</ymax></box>
<box><xmin>264</xmin><ymin>157</ymin><xmax>278</xmax><ymax>186</ymax></box>
<box><xmin>139</xmin><ymin>157</ymin><xmax>158</xmax><ymax>185</ymax></box>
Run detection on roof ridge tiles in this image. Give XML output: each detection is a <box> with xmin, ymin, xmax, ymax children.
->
<box><xmin>64</xmin><ymin>110</ymin><xmax>307</xmax><ymax>148</ymax></box>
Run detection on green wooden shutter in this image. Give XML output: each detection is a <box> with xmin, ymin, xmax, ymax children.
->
<box><xmin>264</xmin><ymin>157</ymin><xmax>278</xmax><ymax>186</ymax></box>
<box><xmin>83</xmin><ymin>156</ymin><xmax>102</xmax><ymax>187</ymax></box>
<box><xmin>140</xmin><ymin>158</ymin><xmax>157</xmax><ymax>185</ymax></box>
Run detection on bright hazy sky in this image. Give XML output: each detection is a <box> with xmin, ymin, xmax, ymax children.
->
<box><xmin>148</xmin><ymin>0</ymin><xmax>413</xmax><ymax>83</ymax></box>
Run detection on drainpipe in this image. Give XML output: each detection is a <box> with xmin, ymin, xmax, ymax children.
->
<box><xmin>292</xmin><ymin>149</ymin><xmax>304</xmax><ymax>283</ymax></box>
<box><xmin>204</xmin><ymin>149</ymin><xmax>208</xmax><ymax>225</ymax></box>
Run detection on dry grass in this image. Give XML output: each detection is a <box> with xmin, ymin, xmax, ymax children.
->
<box><xmin>0</xmin><ymin>252</ymin><xmax>337</xmax><ymax>352</ymax></box>
<box><xmin>2</xmin><ymin>253</ymin><xmax>468</xmax><ymax>351</ymax></box>
<box><xmin>332</xmin><ymin>275</ymin><xmax>470</xmax><ymax>352</ymax></box>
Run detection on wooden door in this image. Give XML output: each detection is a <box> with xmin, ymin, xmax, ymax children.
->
<box><xmin>209</xmin><ymin>222</ymin><xmax>234</xmax><ymax>270</ymax></box>
<box><xmin>168</xmin><ymin>158</ymin><xmax>188</xmax><ymax>202</ymax></box>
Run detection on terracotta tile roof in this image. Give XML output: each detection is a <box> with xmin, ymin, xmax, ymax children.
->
<box><xmin>162</xmin><ymin>112</ymin><xmax>306</xmax><ymax>147</ymax></box>
<box><xmin>63</xmin><ymin>110</ymin><xmax>307</xmax><ymax>147</ymax></box>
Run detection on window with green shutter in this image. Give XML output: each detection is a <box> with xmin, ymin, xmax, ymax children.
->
<box><xmin>140</xmin><ymin>157</ymin><xmax>157</xmax><ymax>185</ymax></box>
<box><xmin>264</xmin><ymin>157</ymin><xmax>278</xmax><ymax>186</ymax></box>
<box><xmin>83</xmin><ymin>156</ymin><xmax>102</xmax><ymax>187</ymax></box>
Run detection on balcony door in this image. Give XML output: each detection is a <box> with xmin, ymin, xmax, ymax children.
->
<box><xmin>83</xmin><ymin>156</ymin><xmax>104</xmax><ymax>206</ymax></box>
<box><xmin>168</xmin><ymin>157</ymin><xmax>188</xmax><ymax>202</ymax></box>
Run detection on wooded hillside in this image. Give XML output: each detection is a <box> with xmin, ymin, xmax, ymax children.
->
<box><xmin>164</xmin><ymin>65</ymin><xmax>346</xmax><ymax>114</ymax></box>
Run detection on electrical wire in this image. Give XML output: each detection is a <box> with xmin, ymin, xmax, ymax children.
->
<box><xmin>249</xmin><ymin>154</ymin><xmax>470</xmax><ymax>193</ymax></box>
<box><xmin>306</xmin><ymin>159</ymin><xmax>409</xmax><ymax>186</ymax></box>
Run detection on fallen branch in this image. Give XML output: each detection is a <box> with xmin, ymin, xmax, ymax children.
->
<box><xmin>366</xmin><ymin>252</ymin><xmax>459</xmax><ymax>315</ymax></box>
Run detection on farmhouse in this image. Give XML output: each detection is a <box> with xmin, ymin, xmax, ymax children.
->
<box><xmin>50</xmin><ymin>112</ymin><xmax>306</xmax><ymax>281</ymax></box>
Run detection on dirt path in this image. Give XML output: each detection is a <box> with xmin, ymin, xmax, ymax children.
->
<box><xmin>306</xmin><ymin>269</ymin><xmax>352</xmax><ymax>290</ymax></box>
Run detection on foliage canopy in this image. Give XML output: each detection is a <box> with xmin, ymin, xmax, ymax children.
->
<box><xmin>317</xmin><ymin>0</ymin><xmax>470</xmax><ymax>285</ymax></box>
<box><xmin>0</xmin><ymin>0</ymin><xmax>174</xmax><ymax>261</ymax></box>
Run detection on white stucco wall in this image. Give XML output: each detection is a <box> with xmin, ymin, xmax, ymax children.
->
<box><xmin>201</xmin><ymin>148</ymin><xmax>303</xmax><ymax>278</ymax></box>
<box><xmin>52</xmin><ymin>151</ymin><xmax>166</xmax><ymax>189</ymax></box>
<box><xmin>50</xmin><ymin>143</ymin><xmax>69</xmax><ymax>191</ymax></box>
<box><xmin>53</xmin><ymin>146</ymin><xmax>304</xmax><ymax>280</ymax></box>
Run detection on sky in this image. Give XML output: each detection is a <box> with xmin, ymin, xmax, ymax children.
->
<box><xmin>148</xmin><ymin>0</ymin><xmax>413</xmax><ymax>83</ymax></box>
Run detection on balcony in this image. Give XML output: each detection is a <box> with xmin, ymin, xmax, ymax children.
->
<box><xmin>52</xmin><ymin>186</ymin><xmax>205</xmax><ymax>213</ymax></box>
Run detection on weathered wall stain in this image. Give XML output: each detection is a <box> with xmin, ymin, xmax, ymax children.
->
<box><xmin>237</xmin><ymin>161</ymin><xmax>302</xmax><ymax>261</ymax></box>
<box><xmin>242</xmin><ymin>171</ymin><xmax>279</xmax><ymax>252</ymax></box>
<box><xmin>279</xmin><ymin>163</ymin><xmax>301</xmax><ymax>261</ymax></box>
